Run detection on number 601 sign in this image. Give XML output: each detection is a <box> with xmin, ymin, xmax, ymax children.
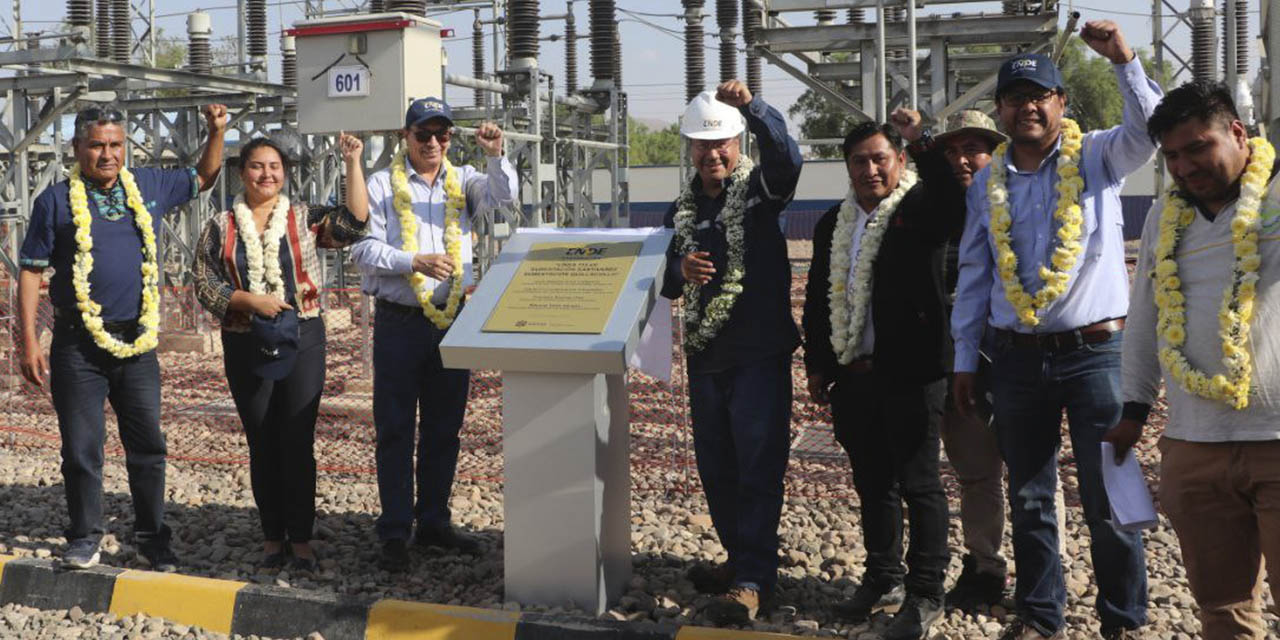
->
<box><xmin>327</xmin><ymin>66</ymin><xmax>370</xmax><ymax>98</ymax></box>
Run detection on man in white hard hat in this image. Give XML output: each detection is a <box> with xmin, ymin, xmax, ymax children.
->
<box><xmin>661</xmin><ymin>79</ymin><xmax>803</xmax><ymax>626</ymax></box>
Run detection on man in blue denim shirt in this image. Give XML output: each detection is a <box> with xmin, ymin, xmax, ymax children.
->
<box><xmin>950</xmin><ymin>20</ymin><xmax>1162</xmax><ymax>640</ymax></box>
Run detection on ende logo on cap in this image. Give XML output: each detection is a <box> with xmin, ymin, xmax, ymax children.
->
<box><xmin>422</xmin><ymin>100</ymin><xmax>445</xmax><ymax>111</ymax></box>
<box><xmin>702</xmin><ymin>119</ymin><xmax>723</xmax><ymax>128</ymax></box>
<box><xmin>1011</xmin><ymin>58</ymin><xmax>1037</xmax><ymax>72</ymax></box>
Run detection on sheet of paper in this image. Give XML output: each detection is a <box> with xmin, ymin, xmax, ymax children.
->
<box><xmin>629</xmin><ymin>297</ymin><xmax>672</xmax><ymax>382</ymax></box>
<box><xmin>1100</xmin><ymin>442</ymin><xmax>1159</xmax><ymax>532</ymax></box>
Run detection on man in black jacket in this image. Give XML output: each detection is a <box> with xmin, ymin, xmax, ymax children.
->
<box><xmin>662</xmin><ymin>79</ymin><xmax>803</xmax><ymax>626</ymax></box>
<box><xmin>802</xmin><ymin>116</ymin><xmax>965</xmax><ymax>640</ymax></box>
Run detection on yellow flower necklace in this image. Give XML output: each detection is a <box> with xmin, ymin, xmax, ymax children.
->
<box><xmin>68</xmin><ymin>166</ymin><xmax>161</xmax><ymax>357</ymax></box>
<box><xmin>987</xmin><ymin>118</ymin><xmax>1085</xmax><ymax>327</ymax></box>
<box><xmin>390</xmin><ymin>146</ymin><xmax>465</xmax><ymax>329</ymax></box>
<box><xmin>1152</xmin><ymin>137</ymin><xmax>1275</xmax><ymax>410</ymax></box>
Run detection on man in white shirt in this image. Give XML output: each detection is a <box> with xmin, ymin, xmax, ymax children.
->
<box><xmin>1109</xmin><ymin>80</ymin><xmax>1280</xmax><ymax>640</ymax></box>
<box><xmin>350</xmin><ymin>97</ymin><xmax>517</xmax><ymax>570</ymax></box>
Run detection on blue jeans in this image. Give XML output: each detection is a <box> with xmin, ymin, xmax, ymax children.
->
<box><xmin>988</xmin><ymin>330</ymin><xmax>1147</xmax><ymax>634</ymax></box>
<box><xmin>687</xmin><ymin>355</ymin><xmax>792</xmax><ymax>593</ymax></box>
<box><xmin>372</xmin><ymin>302</ymin><xmax>469</xmax><ymax>542</ymax></box>
<box><xmin>49</xmin><ymin>316</ymin><xmax>170</xmax><ymax>550</ymax></box>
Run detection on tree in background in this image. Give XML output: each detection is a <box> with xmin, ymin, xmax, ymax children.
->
<box><xmin>629</xmin><ymin>118</ymin><xmax>681</xmax><ymax>165</ymax></box>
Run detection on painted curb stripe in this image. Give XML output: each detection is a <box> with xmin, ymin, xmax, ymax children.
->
<box><xmin>232</xmin><ymin>583</ymin><xmax>370</xmax><ymax>640</ymax></box>
<box><xmin>0</xmin><ymin>554</ymin><xmax>11</xmax><ymax>581</ymax></box>
<box><xmin>365</xmin><ymin>600</ymin><xmax>520</xmax><ymax>640</ymax></box>
<box><xmin>0</xmin><ymin>557</ymin><xmax>119</xmax><ymax>613</ymax></box>
<box><xmin>108</xmin><ymin>569</ymin><xmax>243</xmax><ymax>634</ymax></box>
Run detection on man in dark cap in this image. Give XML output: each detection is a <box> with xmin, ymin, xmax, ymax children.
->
<box><xmin>950</xmin><ymin>20</ymin><xmax>1162</xmax><ymax>639</ymax></box>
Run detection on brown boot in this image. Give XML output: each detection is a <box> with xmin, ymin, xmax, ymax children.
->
<box><xmin>703</xmin><ymin>586</ymin><xmax>762</xmax><ymax>626</ymax></box>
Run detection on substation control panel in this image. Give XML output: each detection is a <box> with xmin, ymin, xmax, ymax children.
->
<box><xmin>287</xmin><ymin>12</ymin><xmax>444</xmax><ymax>134</ymax></box>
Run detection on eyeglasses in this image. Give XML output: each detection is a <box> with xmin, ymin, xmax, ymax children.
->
<box><xmin>74</xmin><ymin>107</ymin><xmax>125</xmax><ymax>126</ymax></box>
<box><xmin>411</xmin><ymin>128</ymin><xmax>452</xmax><ymax>144</ymax></box>
<box><xmin>999</xmin><ymin>90</ymin><xmax>1059</xmax><ymax>108</ymax></box>
<box><xmin>691</xmin><ymin>138</ymin><xmax>735</xmax><ymax>152</ymax></box>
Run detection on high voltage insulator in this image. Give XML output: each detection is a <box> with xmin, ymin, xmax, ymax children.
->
<box><xmin>716</xmin><ymin>0</ymin><xmax>738</xmax><ymax>82</ymax></box>
<box><xmin>884</xmin><ymin>5</ymin><xmax>905</xmax><ymax>60</ymax></box>
<box><xmin>848</xmin><ymin>8</ymin><xmax>865</xmax><ymax>22</ymax></box>
<box><xmin>387</xmin><ymin>0</ymin><xmax>427</xmax><ymax>16</ymax></box>
<box><xmin>1222</xmin><ymin>0</ymin><xmax>1249</xmax><ymax>76</ymax></box>
<box><xmin>187</xmin><ymin>11</ymin><xmax>213</xmax><ymax>75</ymax></box>
<box><xmin>281</xmin><ymin>35</ymin><xmax>297</xmax><ymax>88</ymax></box>
<box><xmin>247</xmin><ymin>0</ymin><xmax>267</xmax><ymax>58</ymax></box>
<box><xmin>369</xmin><ymin>0</ymin><xmax>386</xmax><ymax>12</ymax></box>
<box><xmin>66</xmin><ymin>0</ymin><xmax>92</xmax><ymax>27</ymax></box>
<box><xmin>95</xmin><ymin>0</ymin><xmax>110</xmax><ymax>57</ymax></box>
<box><xmin>565</xmin><ymin>3</ymin><xmax>578</xmax><ymax>93</ymax></box>
<box><xmin>814</xmin><ymin>9</ymin><xmax>835</xmax><ymax>24</ymax></box>
<box><xmin>612</xmin><ymin>28</ymin><xmax>622</xmax><ymax>88</ymax></box>
<box><xmin>682</xmin><ymin>0</ymin><xmax>704</xmax><ymax>102</ymax></box>
<box><xmin>589</xmin><ymin>0</ymin><xmax>617</xmax><ymax>84</ymax></box>
<box><xmin>473</xmin><ymin>10</ymin><xmax>485</xmax><ymax>105</ymax></box>
<box><xmin>742</xmin><ymin>0</ymin><xmax>762</xmax><ymax>95</ymax></box>
<box><xmin>508</xmin><ymin>0</ymin><xmax>540</xmax><ymax>62</ymax></box>
<box><xmin>110</xmin><ymin>0</ymin><xmax>130</xmax><ymax>63</ymax></box>
<box><xmin>1190</xmin><ymin>0</ymin><xmax>1216</xmax><ymax>82</ymax></box>
<box><xmin>1002</xmin><ymin>0</ymin><xmax>1023</xmax><ymax>15</ymax></box>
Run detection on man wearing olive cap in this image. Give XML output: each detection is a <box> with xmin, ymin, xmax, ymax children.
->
<box><xmin>661</xmin><ymin>79</ymin><xmax>803</xmax><ymax>625</ymax></box>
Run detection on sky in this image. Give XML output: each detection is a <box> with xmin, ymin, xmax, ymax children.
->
<box><xmin>0</xmin><ymin>0</ymin><xmax>1259</xmax><ymax>129</ymax></box>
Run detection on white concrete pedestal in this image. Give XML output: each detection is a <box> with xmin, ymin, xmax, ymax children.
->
<box><xmin>501</xmin><ymin>371</ymin><xmax>630</xmax><ymax>614</ymax></box>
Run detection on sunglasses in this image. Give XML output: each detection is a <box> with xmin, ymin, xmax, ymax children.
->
<box><xmin>411</xmin><ymin>128</ymin><xmax>452</xmax><ymax>144</ymax></box>
<box><xmin>999</xmin><ymin>90</ymin><xmax>1059</xmax><ymax>108</ymax></box>
<box><xmin>75</xmin><ymin>107</ymin><xmax>125</xmax><ymax>126</ymax></box>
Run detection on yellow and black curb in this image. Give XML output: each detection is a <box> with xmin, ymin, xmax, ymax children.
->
<box><xmin>0</xmin><ymin>555</ymin><xmax>800</xmax><ymax>639</ymax></box>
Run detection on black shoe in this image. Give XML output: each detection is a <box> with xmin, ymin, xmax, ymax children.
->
<box><xmin>62</xmin><ymin>538</ymin><xmax>100</xmax><ymax>570</ymax></box>
<box><xmin>997</xmin><ymin>620</ymin><xmax>1065</xmax><ymax>640</ymax></box>
<box><xmin>413</xmin><ymin>525</ymin><xmax>481</xmax><ymax>555</ymax></box>
<box><xmin>1100</xmin><ymin>628</ymin><xmax>1142</xmax><ymax>640</ymax></box>
<box><xmin>703</xmin><ymin>585</ymin><xmax>763</xmax><ymax>626</ymax></box>
<box><xmin>945</xmin><ymin>555</ymin><xmax>1008</xmax><ymax>611</ymax></box>
<box><xmin>138</xmin><ymin>544</ymin><xmax>178</xmax><ymax>573</ymax></box>
<box><xmin>379</xmin><ymin>539</ymin><xmax>410</xmax><ymax>571</ymax></box>
<box><xmin>883</xmin><ymin>594</ymin><xmax>943</xmax><ymax>640</ymax></box>
<box><xmin>289</xmin><ymin>555</ymin><xmax>317</xmax><ymax>573</ymax></box>
<box><xmin>832</xmin><ymin>581</ymin><xmax>905</xmax><ymax>623</ymax></box>
<box><xmin>686</xmin><ymin>562</ymin><xmax>734</xmax><ymax>594</ymax></box>
<box><xmin>260</xmin><ymin>549</ymin><xmax>288</xmax><ymax>570</ymax></box>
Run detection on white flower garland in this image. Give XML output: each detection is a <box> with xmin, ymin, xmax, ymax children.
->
<box><xmin>68</xmin><ymin>166</ymin><xmax>161</xmax><ymax>357</ymax></box>
<box><xmin>231</xmin><ymin>193</ymin><xmax>291</xmax><ymax>299</ymax></box>
<box><xmin>1153</xmin><ymin>137</ymin><xmax>1276</xmax><ymax>410</ymax></box>
<box><xmin>672</xmin><ymin>155</ymin><xmax>756</xmax><ymax>352</ymax></box>
<box><xmin>827</xmin><ymin>170</ymin><xmax>918</xmax><ymax>364</ymax></box>
<box><xmin>390</xmin><ymin>146</ymin><xmax>465</xmax><ymax>329</ymax></box>
<box><xmin>987</xmin><ymin>118</ymin><xmax>1085</xmax><ymax>327</ymax></box>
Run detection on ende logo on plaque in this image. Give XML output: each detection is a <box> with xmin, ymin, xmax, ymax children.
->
<box><xmin>483</xmin><ymin>241</ymin><xmax>642</xmax><ymax>334</ymax></box>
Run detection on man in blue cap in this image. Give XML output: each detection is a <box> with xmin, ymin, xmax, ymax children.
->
<box><xmin>950</xmin><ymin>20</ymin><xmax>1161</xmax><ymax>639</ymax></box>
<box><xmin>350</xmin><ymin>97</ymin><xmax>516</xmax><ymax>570</ymax></box>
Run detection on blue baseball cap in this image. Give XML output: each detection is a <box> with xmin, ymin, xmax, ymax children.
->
<box><xmin>404</xmin><ymin>97</ymin><xmax>452</xmax><ymax>130</ymax></box>
<box><xmin>996</xmin><ymin>53</ymin><xmax>1064</xmax><ymax>95</ymax></box>
<box><xmin>249</xmin><ymin>309</ymin><xmax>300</xmax><ymax>380</ymax></box>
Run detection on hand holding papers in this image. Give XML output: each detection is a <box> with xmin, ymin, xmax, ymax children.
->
<box><xmin>1100</xmin><ymin>442</ymin><xmax>1159</xmax><ymax>532</ymax></box>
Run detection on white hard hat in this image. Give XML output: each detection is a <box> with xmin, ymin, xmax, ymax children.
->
<box><xmin>679</xmin><ymin>91</ymin><xmax>746</xmax><ymax>140</ymax></box>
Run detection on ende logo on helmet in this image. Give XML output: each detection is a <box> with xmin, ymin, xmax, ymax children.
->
<box><xmin>702</xmin><ymin>119</ymin><xmax>723</xmax><ymax>128</ymax></box>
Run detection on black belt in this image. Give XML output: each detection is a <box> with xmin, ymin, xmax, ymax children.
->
<box><xmin>995</xmin><ymin>318</ymin><xmax>1125</xmax><ymax>354</ymax></box>
<box><xmin>54</xmin><ymin>307</ymin><xmax>138</xmax><ymax>334</ymax></box>
<box><xmin>843</xmin><ymin>358</ymin><xmax>873</xmax><ymax>374</ymax></box>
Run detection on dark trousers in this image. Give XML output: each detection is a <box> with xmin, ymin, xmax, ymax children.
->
<box><xmin>687</xmin><ymin>355</ymin><xmax>792</xmax><ymax>593</ymax></box>
<box><xmin>223</xmin><ymin>318</ymin><xmax>326</xmax><ymax>543</ymax></box>
<box><xmin>988</xmin><ymin>331</ymin><xmax>1147</xmax><ymax>634</ymax></box>
<box><xmin>372</xmin><ymin>302</ymin><xmax>469</xmax><ymax>542</ymax></box>
<box><xmin>49</xmin><ymin>317</ymin><xmax>169</xmax><ymax>549</ymax></box>
<box><xmin>831</xmin><ymin>372</ymin><xmax>949</xmax><ymax>600</ymax></box>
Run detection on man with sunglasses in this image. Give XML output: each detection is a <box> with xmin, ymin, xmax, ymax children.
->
<box><xmin>350</xmin><ymin>97</ymin><xmax>516</xmax><ymax>571</ymax></box>
<box><xmin>17</xmin><ymin>102</ymin><xmax>228</xmax><ymax>571</ymax></box>
<box><xmin>950</xmin><ymin>20</ymin><xmax>1161</xmax><ymax>640</ymax></box>
<box><xmin>660</xmin><ymin>79</ymin><xmax>802</xmax><ymax>626</ymax></box>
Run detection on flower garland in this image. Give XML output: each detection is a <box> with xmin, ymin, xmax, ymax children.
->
<box><xmin>827</xmin><ymin>170</ymin><xmax>918</xmax><ymax>364</ymax></box>
<box><xmin>231</xmin><ymin>193</ymin><xmax>291</xmax><ymax>298</ymax></box>
<box><xmin>1152</xmin><ymin>137</ymin><xmax>1276</xmax><ymax>410</ymax></box>
<box><xmin>672</xmin><ymin>155</ymin><xmax>755</xmax><ymax>352</ymax></box>
<box><xmin>68</xmin><ymin>166</ymin><xmax>161</xmax><ymax>357</ymax></box>
<box><xmin>390</xmin><ymin>146</ymin><xmax>465</xmax><ymax>330</ymax></box>
<box><xmin>988</xmin><ymin>118</ymin><xmax>1085</xmax><ymax>327</ymax></box>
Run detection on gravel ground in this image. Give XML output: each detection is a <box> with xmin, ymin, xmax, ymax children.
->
<box><xmin>0</xmin><ymin>443</ymin><xmax>1275</xmax><ymax>639</ymax></box>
